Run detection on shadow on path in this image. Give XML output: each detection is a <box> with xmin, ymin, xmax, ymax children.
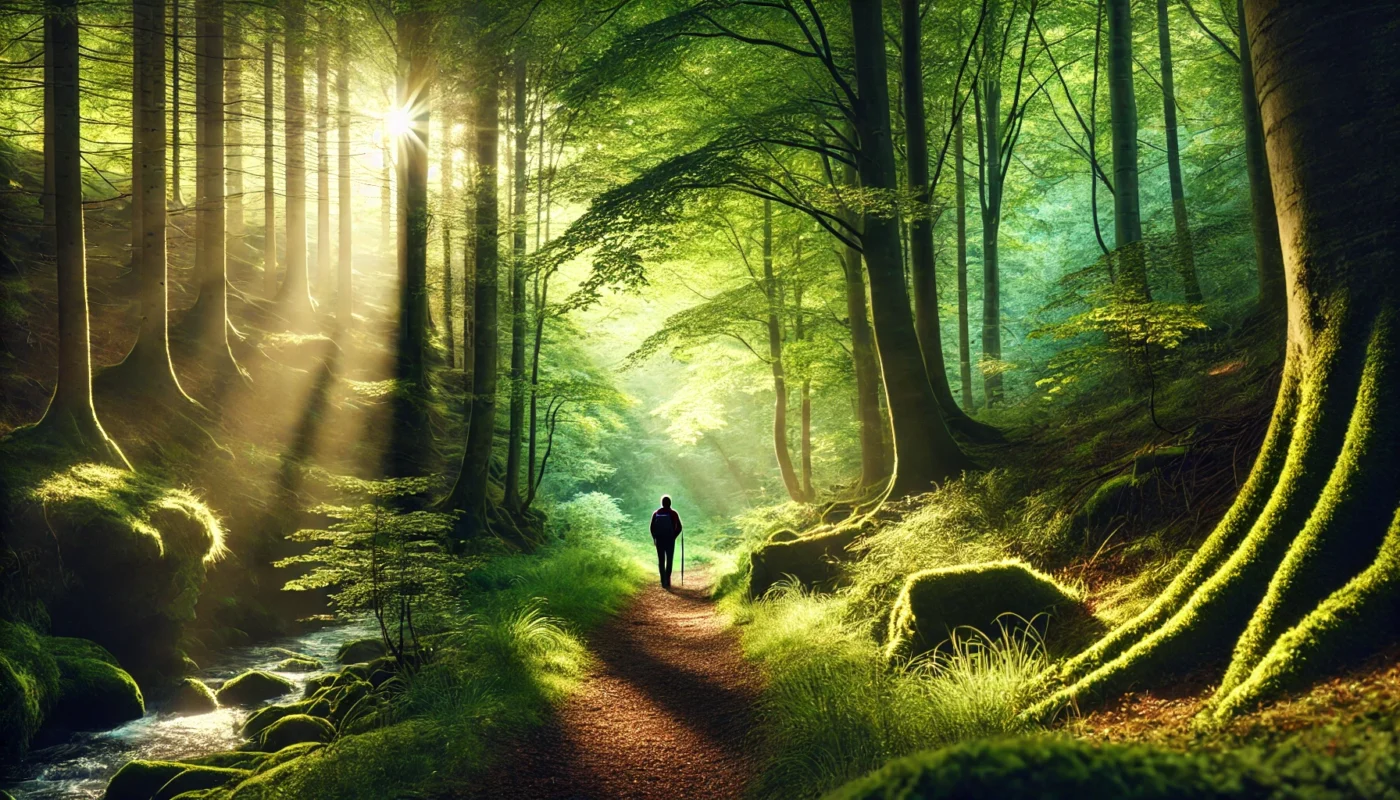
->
<box><xmin>459</xmin><ymin>571</ymin><xmax>762</xmax><ymax>799</ymax></box>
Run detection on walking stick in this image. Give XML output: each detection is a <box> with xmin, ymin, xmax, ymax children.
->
<box><xmin>680</xmin><ymin>531</ymin><xmax>684</xmax><ymax>586</ymax></box>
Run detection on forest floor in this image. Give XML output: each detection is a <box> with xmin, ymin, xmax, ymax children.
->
<box><xmin>457</xmin><ymin>569</ymin><xmax>763</xmax><ymax>800</ymax></box>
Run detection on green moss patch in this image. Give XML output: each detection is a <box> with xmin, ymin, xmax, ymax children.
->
<box><xmin>151</xmin><ymin>765</ymin><xmax>249</xmax><ymax>800</ymax></box>
<box><xmin>103</xmin><ymin>759</ymin><xmax>189</xmax><ymax>800</ymax></box>
<box><xmin>884</xmin><ymin>560</ymin><xmax>1086</xmax><ymax>661</ymax></box>
<box><xmin>49</xmin><ymin>654</ymin><xmax>144</xmax><ymax>731</ymax></box>
<box><xmin>251</xmin><ymin>714</ymin><xmax>336</xmax><ymax>752</ymax></box>
<box><xmin>749</xmin><ymin>526</ymin><xmax>864</xmax><ymax>597</ymax></box>
<box><xmin>0</xmin><ymin>621</ymin><xmax>60</xmax><ymax>762</ymax></box>
<box><xmin>334</xmin><ymin>638</ymin><xmax>387</xmax><ymax>665</ymax></box>
<box><xmin>172</xmin><ymin>677</ymin><xmax>219</xmax><ymax>715</ymax></box>
<box><xmin>215</xmin><ymin>671</ymin><xmax>295</xmax><ymax>708</ymax></box>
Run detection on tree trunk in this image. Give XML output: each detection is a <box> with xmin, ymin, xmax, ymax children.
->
<box><xmin>42</xmin><ymin>19</ymin><xmax>56</xmax><ymax>235</ymax></box>
<box><xmin>336</xmin><ymin>24</ymin><xmax>351</xmax><ymax>326</ymax></box>
<box><xmin>977</xmin><ymin>2</ymin><xmax>1004</xmax><ymax>406</ymax></box>
<box><xmin>189</xmin><ymin>0</ymin><xmax>236</xmax><ymax>365</ymax></box>
<box><xmin>279</xmin><ymin>0</ymin><xmax>313</xmax><ymax>315</ymax></box>
<box><xmin>315</xmin><ymin>19</ymin><xmax>329</xmax><ymax>297</ymax></box>
<box><xmin>263</xmin><ymin>9</ymin><xmax>276</xmax><ymax>296</ymax></box>
<box><xmin>1156</xmin><ymin>0</ymin><xmax>1200</xmax><ymax>303</ymax></box>
<box><xmin>1238</xmin><ymin>0</ymin><xmax>1284</xmax><ymax>316</ymax></box>
<box><xmin>36</xmin><ymin>0</ymin><xmax>128</xmax><ymax>466</ymax></box>
<box><xmin>129</xmin><ymin>15</ymin><xmax>142</xmax><ymax>273</ymax></box>
<box><xmin>445</xmin><ymin>63</ymin><xmax>500</xmax><ymax>532</ymax></box>
<box><xmin>171</xmin><ymin>0</ymin><xmax>183</xmax><ymax>207</ymax></box>
<box><xmin>849</xmin><ymin>0</ymin><xmax>969</xmax><ymax>497</ymax></box>
<box><xmin>226</xmin><ymin>9</ymin><xmax>244</xmax><ymax>265</ymax></box>
<box><xmin>955</xmin><ymin>121</ymin><xmax>974</xmax><ymax>410</ymax></box>
<box><xmin>764</xmin><ymin>198</ymin><xmax>804</xmax><ymax>503</ymax></box>
<box><xmin>899</xmin><ymin>0</ymin><xmax>996</xmax><ymax>440</ymax></box>
<box><xmin>1107</xmin><ymin>0</ymin><xmax>1150</xmax><ymax>300</ymax></box>
<box><xmin>1029</xmin><ymin>0</ymin><xmax>1400</xmax><ymax>725</ymax></box>
<box><xmin>794</xmin><ymin>275</ymin><xmax>813</xmax><ymax>501</ymax></box>
<box><xmin>441</xmin><ymin>95</ymin><xmax>455</xmax><ymax>368</ymax></box>
<box><xmin>380</xmin><ymin>144</ymin><xmax>391</xmax><ymax>257</ymax></box>
<box><xmin>504</xmin><ymin>56</ymin><xmax>528</xmax><ymax>511</ymax></box>
<box><xmin>839</xmin><ymin>154</ymin><xmax>888</xmax><ymax>489</ymax></box>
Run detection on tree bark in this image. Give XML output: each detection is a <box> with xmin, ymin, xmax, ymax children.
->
<box><xmin>794</xmin><ymin>273</ymin><xmax>813</xmax><ymax>501</ymax></box>
<box><xmin>441</xmin><ymin>94</ymin><xmax>455</xmax><ymax>367</ymax></box>
<box><xmin>976</xmin><ymin>3</ymin><xmax>1004</xmax><ymax>406</ymax></box>
<box><xmin>1156</xmin><ymin>0</ymin><xmax>1201</xmax><ymax>303</ymax></box>
<box><xmin>1029</xmin><ymin>0</ymin><xmax>1400</xmax><ymax>725</ymax></box>
<box><xmin>226</xmin><ymin>9</ymin><xmax>244</xmax><ymax>264</ymax></box>
<box><xmin>129</xmin><ymin>15</ymin><xmax>142</xmax><ymax>272</ymax></box>
<box><xmin>445</xmin><ymin>63</ymin><xmax>500</xmax><ymax>532</ymax></box>
<box><xmin>504</xmin><ymin>56</ymin><xmax>528</xmax><ymax>511</ymax></box>
<box><xmin>42</xmin><ymin>18</ymin><xmax>55</xmax><ymax>235</ymax></box>
<box><xmin>849</xmin><ymin>0</ymin><xmax>969</xmax><ymax>497</ymax></box>
<box><xmin>839</xmin><ymin>145</ymin><xmax>888</xmax><ymax>489</ymax></box>
<box><xmin>380</xmin><ymin>144</ymin><xmax>391</xmax><ymax>257</ymax></box>
<box><xmin>189</xmin><ymin>0</ymin><xmax>236</xmax><ymax>366</ymax></box>
<box><xmin>36</xmin><ymin>0</ymin><xmax>127</xmax><ymax>466</ymax></box>
<box><xmin>171</xmin><ymin>0</ymin><xmax>183</xmax><ymax>207</ymax></box>
<box><xmin>278</xmin><ymin>0</ymin><xmax>314</xmax><ymax>315</ymax></box>
<box><xmin>336</xmin><ymin>25</ymin><xmax>351</xmax><ymax>326</ymax></box>
<box><xmin>1237</xmin><ymin>0</ymin><xmax>1284</xmax><ymax>316</ymax></box>
<box><xmin>955</xmin><ymin>121</ymin><xmax>974</xmax><ymax>410</ymax></box>
<box><xmin>1107</xmin><ymin>0</ymin><xmax>1150</xmax><ymax>299</ymax></box>
<box><xmin>263</xmin><ymin>8</ymin><xmax>276</xmax><ymax>297</ymax></box>
<box><xmin>764</xmin><ymin>198</ymin><xmax>804</xmax><ymax>503</ymax></box>
<box><xmin>315</xmin><ymin>17</ymin><xmax>330</xmax><ymax>297</ymax></box>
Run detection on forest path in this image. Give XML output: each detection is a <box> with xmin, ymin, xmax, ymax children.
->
<box><xmin>462</xmin><ymin>570</ymin><xmax>763</xmax><ymax>799</ymax></box>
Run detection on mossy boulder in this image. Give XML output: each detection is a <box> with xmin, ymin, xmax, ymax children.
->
<box><xmin>215</xmin><ymin>670</ymin><xmax>295</xmax><ymax>707</ymax></box>
<box><xmin>250</xmin><ymin>714</ymin><xmax>335</xmax><ymax>752</ymax></box>
<box><xmin>151</xmin><ymin>765</ymin><xmax>249</xmax><ymax>800</ymax></box>
<box><xmin>252</xmin><ymin>741</ymin><xmax>323</xmax><ymax>774</ymax></box>
<box><xmin>335</xmin><ymin>637</ymin><xmax>387</xmax><ymax>664</ymax></box>
<box><xmin>271</xmin><ymin>656</ymin><xmax>321</xmax><ymax>672</ymax></box>
<box><xmin>171</xmin><ymin>678</ymin><xmax>218</xmax><ymax>714</ymax></box>
<box><xmin>826</xmin><ymin>737</ymin><xmax>1270</xmax><ymax>799</ymax></box>
<box><xmin>44</xmin><ymin>636</ymin><xmax>120</xmax><ymax>664</ymax></box>
<box><xmin>1132</xmin><ymin>445</ymin><xmax>1188</xmax><ymax>478</ymax></box>
<box><xmin>327</xmin><ymin>680</ymin><xmax>372</xmax><ymax>724</ymax></box>
<box><xmin>103</xmin><ymin>759</ymin><xmax>188</xmax><ymax>800</ymax></box>
<box><xmin>301</xmin><ymin>673</ymin><xmax>336</xmax><ymax>699</ymax></box>
<box><xmin>0</xmin><ymin>621</ymin><xmax>61</xmax><ymax>763</ymax></box>
<box><xmin>884</xmin><ymin>560</ymin><xmax>1084</xmax><ymax>661</ymax></box>
<box><xmin>749</xmin><ymin>525</ymin><xmax>865</xmax><ymax>597</ymax></box>
<box><xmin>241</xmin><ymin>698</ymin><xmax>330</xmax><ymax>739</ymax></box>
<box><xmin>49</xmin><ymin>654</ymin><xmax>145</xmax><ymax>731</ymax></box>
<box><xmin>180</xmin><ymin>750</ymin><xmax>269</xmax><ymax>770</ymax></box>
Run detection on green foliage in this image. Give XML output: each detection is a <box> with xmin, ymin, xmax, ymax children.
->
<box><xmin>549</xmin><ymin>491</ymin><xmax>629</xmax><ymax>541</ymax></box>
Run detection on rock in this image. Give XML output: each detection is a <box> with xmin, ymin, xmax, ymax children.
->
<box><xmin>328</xmin><ymin>680</ymin><xmax>372</xmax><ymax>725</ymax></box>
<box><xmin>335</xmin><ymin>637</ymin><xmax>387</xmax><ymax>664</ymax></box>
<box><xmin>272</xmin><ymin>656</ymin><xmax>322</xmax><ymax>672</ymax></box>
<box><xmin>252</xmin><ymin>741</ymin><xmax>323</xmax><ymax>774</ymax></box>
<box><xmin>1133</xmin><ymin>445</ymin><xmax>1189</xmax><ymax>478</ymax></box>
<box><xmin>251</xmin><ymin>714</ymin><xmax>335</xmax><ymax>752</ymax></box>
<box><xmin>151</xmin><ymin>765</ymin><xmax>249</xmax><ymax>800</ymax></box>
<box><xmin>49</xmin><ymin>655</ymin><xmax>145</xmax><ymax>731</ymax></box>
<box><xmin>340</xmin><ymin>663</ymin><xmax>372</xmax><ymax>681</ymax></box>
<box><xmin>748</xmin><ymin>525</ymin><xmax>865</xmax><ymax>597</ymax></box>
<box><xmin>241</xmin><ymin>698</ymin><xmax>330</xmax><ymax>740</ymax></box>
<box><xmin>103</xmin><ymin>759</ymin><xmax>188</xmax><ymax>800</ymax></box>
<box><xmin>365</xmin><ymin>656</ymin><xmax>398</xmax><ymax>688</ymax></box>
<box><xmin>1076</xmin><ymin>473</ymin><xmax>1148</xmax><ymax>531</ymax></box>
<box><xmin>884</xmin><ymin>560</ymin><xmax>1086</xmax><ymax>661</ymax></box>
<box><xmin>302</xmin><ymin>673</ymin><xmax>336</xmax><ymax>699</ymax></box>
<box><xmin>171</xmin><ymin>678</ymin><xmax>219</xmax><ymax>715</ymax></box>
<box><xmin>215</xmin><ymin>670</ymin><xmax>295</xmax><ymax>707</ymax></box>
<box><xmin>179</xmin><ymin>750</ymin><xmax>268</xmax><ymax>770</ymax></box>
<box><xmin>0</xmin><ymin>621</ymin><xmax>61</xmax><ymax>763</ymax></box>
<box><xmin>43</xmin><ymin>636</ymin><xmax>119</xmax><ymax>665</ymax></box>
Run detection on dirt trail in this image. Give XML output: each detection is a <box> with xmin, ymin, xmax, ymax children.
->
<box><xmin>465</xmin><ymin>571</ymin><xmax>763</xmax><ymax>799</ymax></box>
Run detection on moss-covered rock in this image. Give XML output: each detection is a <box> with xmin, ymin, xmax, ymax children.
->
<box><xmin>103</xmin><ymin>759</ymin><xmax>188</xmax><ymax>800</ymax></box>
<box><xmin>241</xmin><ymin>698</ymin><xmax>330</xmax><ymax>739</ymax></box>
<box><xmin>334</xmin><ymin>637</ymin><xmax>386</xmax><ymax>664</ymax></box>
<box><xmin>327</xmin><ymin>680</ymin><xmax>371</xmax><ymax>725</ymax></box>
<box><xmin>215</xmin><ymin>671</ymin><xmax>294</xmax><ymax>707</ymax></box>
<box><xmin>749</xmin><ymin>526</ymin><xmax>865</xmax><ymax>597</ymax></box>
<box><xmin>44</xmin><ymin>636</ymin><xmax>120</xmax><ymax>664</ymax></box>
<box><xmin>251</xmin><ymin>714</ymin><xmax>335</xmax><ymax>752</ymax></box>
<box><xmin>151</xmin><ymin>765</ymin><xmax>249</xmax><ymax>800</ymax></box>
<box><xmin>171</xmin><ymin>678</ymin><xmax>218</xmax><ymax>714</ymax></box>
<box><xmin>271</xmin><ymin>656</ymin><xmax>321</xmax><ymax>672</ymax></box>
<box><xmin>251</xmin><ymin>741</ymin><xmax>323</xmax><ymax>774</ymax></box>
<box><xmin>0</xmin><ymin>621</ymin><xmax>61</xmax><ymax>763</ymax></box>
<box><xmin>301</xmin><ymin>673</ymin><xmax>336</xmax><ymax>699</ymax></box>
<box><xmin>180</xmin><ymin>750</ymin><xmax>268</xmax><ymax>770</ymax></box>
<box><xmin>884</xmin><ymin>560</ymin><xmax>1084</xmax><ymax>661</ymax></box>
<box><xmin>49</xmin><ymin>654</ymin><xmax>145</xmax><ymax>731</ymax></box>
<box><xmin>825</xmin><ymin>737</ymin><xmax>1269</xmax><ymax>799</ymax></box>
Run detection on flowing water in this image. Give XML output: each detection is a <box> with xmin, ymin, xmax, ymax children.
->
<box><xmin>1</xmin><ymin>619</ymin><xmax>376</xmax><ymax>799</ymax></box>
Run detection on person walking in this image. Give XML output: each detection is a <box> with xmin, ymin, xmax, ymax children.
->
<box><xmin>650</xmin><ymin>495</ymin><xmax>683</xmax><ymax>589</ymax></box>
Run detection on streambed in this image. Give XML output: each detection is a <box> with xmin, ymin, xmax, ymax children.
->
<box><xmin>1</xmin><ymin>619</ymin><xmax>376</xmax><ymax>799</ymax></box>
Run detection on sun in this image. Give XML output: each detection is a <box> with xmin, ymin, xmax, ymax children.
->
<box><xmin>384</xmin><ymin>105</ymin><xmax>414</xmax><ymax>140</ymax></box>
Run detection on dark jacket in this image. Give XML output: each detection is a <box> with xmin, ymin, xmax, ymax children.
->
<box><xmin>650</xmin><ymin>507</ymin><xmax>682</xmax><ymax>542</ymax></box>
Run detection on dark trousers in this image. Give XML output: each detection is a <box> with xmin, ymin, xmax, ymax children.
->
<box><xmin>654</xmin><ymin>537</ymin><xmax>676</xmax><ymax>587</ymax></box>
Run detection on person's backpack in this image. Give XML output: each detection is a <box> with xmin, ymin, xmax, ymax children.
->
<box><xmin>652</xmin><ymin>510</ymin><xmax>675</xmax><ymax>539</ymax></box>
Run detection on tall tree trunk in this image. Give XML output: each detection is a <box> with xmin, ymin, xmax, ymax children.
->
<box><xmin>171</xmin><ymin>0</ymin><xmax>183</xmax><ymax>207</ymax></box>
<box><xmin>839</xmin><ymin>157</ymin><xmax>888</xmax><ymax>488</ymax></box>
<box><xmin>977</xmin><ymin>0</ymin><xmax>1004</xmax><ymax>406</ymax></box>
<box><xmin>36</xmin><ymin>0</ymin><xmax>127</xmax><ymax>467</ymax></box>
<box><xmin>129</xmin><ymin>17</ymin><xmax>142</xmax><ymax>273</ymax></box>
<box><xmin>42</xmin><ymin>19</ymin><xmax>55</xmax><ymax>235</ymax></box>
<box><xmin>263</xmin><ymin>9</ymin><xmax>276</xmax><ymax>296</ymax></box>
<box><xmin>1238</xmin><ymin>0</ymin><xmax>1284</xmax><ymax>316</ymax></box>
<box><xmin>336</xmin><ymin>25</ymin><xmax>351</xmax><ymax>326</ymax></box>
<box><xmin>794</xmin><ymin>273</ymin><xmax>813</xmax><ymax>501</ymax></box>
<box><xmin>1156</xmin><ymin>0</ymin><xmax>1200</xmax><ymax>303</ymax></box>
<box><xmin>279</xmin><ymin>0</ymin><xmax>313</xmax><ymax>315</ymax></box>
<box><xmin>849</xmin><ymin>0</ymin><xmax>969</xmax><ymax>497</ymax></box>
<box><xmin>315</xmin><ymin>18</ymin><xmax>329</xmax><ymax>297</ymax></box>
<box><xmin>955</xmin><ymin>121</ymin><xmax>974</xmax><ymax>410</ymax></box>
<box><xmin>1107</xmin><ymin>0</ymin><xmax>1150</xmax><ymax>299</ymax></box>
<box><xmin>503</xmin><ymin>56</ymin><xmax>528</xmax><ymax>511</ymax></box>
<box><xmin>441</xmin><ymin>96</ymin><xmax>455</xmax><ymax>368</ymax></box>
<box><xmin>190</xmin><ymin>0</ymin><xmax>235</xmax><ymax>367</ymax></box>
<box><xmin>445</xmin><ymin>65</ymin><xmax>500</xmax><ymax>532</ymax></box>
<box><xmin>392</xmin><ymin>6</ymin><xmax>431</xmax><ymax>465</ymax></box>
<box><xmin>380</xmin><ymin>143</ymin><xmax>391</xmax><ymax>257</ymax></box>
<box><xmin>1031</xmin><ymin>0</ymin><xmax>1400</xmax><ymax>724</ymax></box>
<box><xmin>764</xmin><ymin>199</ymin><xmax>804</xmax><ymax>503</ymax></box>
<box><xmin>899</xmin><ymin>0</ymin><xmax>996</xmax><ymax>440</ymax></box>
<box><xmin>226</xmin><ymin>9</ymin><xmax>244</xmax><ymax>265</ymax></box>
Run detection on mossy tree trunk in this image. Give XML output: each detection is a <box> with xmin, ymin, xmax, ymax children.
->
<box><xmin>839</xmin><ymin>154</ymin><xmax>888</xmax><ymax>489</ymax></box>
<box><xmin>504</xmin><ymin>55</ymin><xmax>528</xmax><ymax>512</ymax></box>
<box><xmin>974</xmin><ymin>0</ymin><xmax>1003</xmax><ymax>407</ymax></box>
<box><xmin>764</xmin><ymin>198</ymin><xmax>804</xmax><ymax>504</ymax></box>
<box><xmin>1030</xmin><ymin>0</ymin><xmax>1400</xmax><ymax>724</ymax></box>
<box><xmin>1106</xmin><ymin>0</ymin><xmax>1150</xmax><ymax>300</ymax></box>
<box><xmin>445</xmin><ymin>62</ymin><xmax>500</xmax><ymax>534</ymax></box>
<box><xmin>278</xmin><ymin>0</ymin><xmax>314</xmax><ymax>317</ymax></box>
<box><xmin>899</xmin><ymin>0</ymin><xmax>997</xmax><ymax>441</ymax></box>
<box><xmin>336</xmin><ymin>23</ymin><xmax>351</xmax><ymax>326</ymax></box>
<box><xmin>848</xmin><ymin>0</ymin><xmax>969</xmax><ymax>498</ymax></box>
<box><xmin>1156</xmin><ymin>0</ymin><xmax>1201</xmax><ymax>304</ymax></box>
<box><xmin>263</xmin><ymin>9</ymin><xmax>277</xmax><ymax>297</ymax></box>
<box><xmin>36</xmin><ymin>0</ymin><xmax>128</xmax><ymax>467</ymax></box>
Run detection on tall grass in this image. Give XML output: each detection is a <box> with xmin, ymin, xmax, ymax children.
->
<box><xmin>733</xmin><ymin>582</ymin><xmax>1049</xmax><ymax>800</ymax></box>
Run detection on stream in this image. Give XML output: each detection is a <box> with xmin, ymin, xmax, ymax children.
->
<box><xmin>0</xmin><ymin>619</ymin><xmax>376</xmax><ymax>799</ymax></box>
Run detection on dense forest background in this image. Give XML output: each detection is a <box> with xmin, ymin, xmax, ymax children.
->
<box><xmin>0</xmin><ymin>0</ymin><xmax>1395</xmax><ymax>798</ymax></box>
